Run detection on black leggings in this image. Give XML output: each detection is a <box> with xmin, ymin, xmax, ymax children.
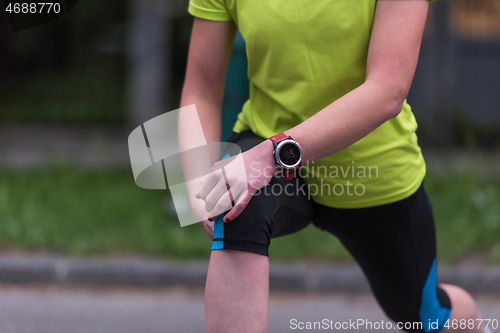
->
<box><xmin>212</xmin><ymin>130</ymin><xmax>452</xmax><ymax>333</ymax></box>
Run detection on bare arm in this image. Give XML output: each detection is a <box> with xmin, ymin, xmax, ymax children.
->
<box><xmin>180</xmin><ymin>17</ymin><xmax>236</xmax><ymax>149</ymax></box>
<box><xmin>285</xmin><ymin>0</ymin><xmax>430</xmax><ymax>162</ymax></box>
<box><xmin>179</xmin><ymin>18</ymin><xmax>236</xmax><ymax>235</ymax></box>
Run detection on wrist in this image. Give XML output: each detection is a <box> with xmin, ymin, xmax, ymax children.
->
<box><xmin>254</xmin><ymin>139</ymin><xmax>279</xmax><ymax>171</ymax></box>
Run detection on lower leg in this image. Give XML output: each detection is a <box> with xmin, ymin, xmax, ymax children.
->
<box><xmin>440</xmin><ymin>284</ymin><xmax>488</xmax><ymax>333</ymax></box>
<box><xmin>205</xmin><ymin>249</ymin><xmax>269</xmax><ymax>333</ymax></box>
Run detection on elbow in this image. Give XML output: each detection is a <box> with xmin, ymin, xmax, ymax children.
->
<box><xmin>366</xmin><ymin>77</ymin><xmax>409</xmax><ymax>119</ymax></box>
<box><xmin>383</xmin><ymin>84</ymin><xmax>409</xmax><ymax>119</ymax></box>
<box><xmin>386</xmin><ymin>95</ymin><xmax>405</xmax><ymax>119</ymax></box>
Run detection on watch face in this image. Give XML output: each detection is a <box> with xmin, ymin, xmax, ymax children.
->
<box><xmin>278</xmin><ymin>142</ymin><xmax>301</xmax><ymax>166</ymax></box>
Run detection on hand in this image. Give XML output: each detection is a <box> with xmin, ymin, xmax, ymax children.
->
<box><xmin>188</xmin><ymin>193</ymin><xmax>215</xmax><ymax>239</ymax></box>
<box><xmin>195</xmin><ymin>139</ymin><xmax>277</xmax><ymax>223</ymax></box>
<box><xmin>200</xmin><ymin>219</ymin><xmax>214</xmax><ymax>240</ymax></box>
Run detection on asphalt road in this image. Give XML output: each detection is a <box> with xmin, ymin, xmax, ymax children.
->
<box><xmin>0</xmin><ymin>286</ymin><xmax>498</xmax><ymax>333</ymax></box>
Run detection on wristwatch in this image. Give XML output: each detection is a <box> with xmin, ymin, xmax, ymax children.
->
<box><xmin>268</xmin><ymin>133</ymin><xmax>303</xmax><ymax>180</ymax></box>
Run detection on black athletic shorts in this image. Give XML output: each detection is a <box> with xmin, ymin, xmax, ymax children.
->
<box><xmin>211</xmin><ymin>130</ymin><xmax>453</xmax><ymax>333</ymax></box>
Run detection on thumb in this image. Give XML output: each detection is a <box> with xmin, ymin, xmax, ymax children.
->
<box><xmin>222</xmin><ymin>189</ymin><xmax>252</xmax><ymax>223</ymax></box>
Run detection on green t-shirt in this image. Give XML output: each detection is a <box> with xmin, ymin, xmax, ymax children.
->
<box><xmin>188</xmin><ymin>0</ymin><xmax>432</xmax><ymax>208</ymax></box>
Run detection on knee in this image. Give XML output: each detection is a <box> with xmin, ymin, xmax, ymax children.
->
<box><xmin>209</xmin><ymin>249</ymin><xmax>269</xmax><ymax>278</ymax></box>
<box><xmin>224</xmin><ymin>249</ymin><xmax>268</xmax><ymax>265</ymax></box>
<box><xmin>439</xmin><ymin>284</ymin><xmax>480</xmax><ymax>322</ymax></box>
<box><xmin>379</xmin><ymin>285</ymin><xmax>477</xmax><ymax>333</ymax></box>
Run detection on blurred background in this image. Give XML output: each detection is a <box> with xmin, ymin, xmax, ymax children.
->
<box><xmin>0</xmin><ymin>0</ymin><xmax>499</xmax><ymax>331</ymax></box>
<box><xmin>0</xmin><ymin>0</ymin><xmax>499</xmax><ymax>278</ymax></box>
<box><xmin>0</xmin><ymin>0</ymin><xmax>499</xmax><ymax>264</ymax></box>
<box><xmin>0</xmin><ymin>0</ymin><xmax>500</xmax><ymax>263</ymax></box>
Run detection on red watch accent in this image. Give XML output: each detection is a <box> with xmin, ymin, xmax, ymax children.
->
<box><xmin>280</xmin><ymin>171</ymin><xmax>295</xmax><ymax>181</ymax></box>
<box><xmin>269</xmin><ymin>133</ymin><xmax>296</xmax><ymax>181</ymax></box>
<box><xmin>269</xmin><ymin>133</ymin><xmax>289</xmax><ymax>144</ymax></box>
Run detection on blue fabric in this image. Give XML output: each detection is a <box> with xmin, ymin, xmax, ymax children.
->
<box><xmin>210</xmin><ymin>154</ymin><xmax>231</xmax><ymax>251</ymax></box>
<box><xmin>420</xmin><ymin>258</ymin><xmax>452</xmax><ymax>332</ymax></box>
<box><xmin>211</xmin><ymin>214</ymin><xmax>225</xmax><ymax>250</ymax></box>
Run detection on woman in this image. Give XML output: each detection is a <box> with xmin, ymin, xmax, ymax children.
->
<box><xmin>180</xmin><ymin>0</ymin><xmax>488</xmax><ymax>332</ymax></box>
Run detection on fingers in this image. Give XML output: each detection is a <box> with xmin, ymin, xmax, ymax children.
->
<box><xmin>207</xmin><ymin>214</ymin><xmax>221</xmax><ymax>222</ymax></box>
<box><xmin>207</xmin><ymin>189</ymin><xmax>234</xmax><ymax>220</ymax></box>
<box><xmin>196</xmin><ymin>154</ymin><xmax>254</xmax><ymax>220</ymax></box>
<box><xmin>195</xmin><ymin>169</ymin><xmax>223</xmax><ymax>200</ymax></box>
<box><xmin>201</xmin><ymin>220</ymin><xmax>214</xmax><ymax>240</ymax></box>
<box><xmin>209</xmin><ymin>179</ymin><xmax>250</xmax><ymax>218</ymax></box>
<box><xmin>223</xmin><ymin>189</ymin><xmax>251</xmax><ymax>223</ymax></box>
<box><xmin>204</xmin><ymin>177</ymin><xmax>229</xmax><ymax>212</ymax></box>
<box><xmin>197</xmin><ymin>166</ymin><xmax>249</xmax><ymax>215</ymax></box>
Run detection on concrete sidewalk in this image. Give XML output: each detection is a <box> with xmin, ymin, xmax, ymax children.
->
<box><xmin>1</xmin><ymin>287</ymin><xmax>498</xmax><ymax>333</ymax></box>
<box><xmin>0</xmin><ymin>254</ymin><xmax>499</xmax><ymax>294</ymax></box>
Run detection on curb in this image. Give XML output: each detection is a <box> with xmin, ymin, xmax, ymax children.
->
<box><xmin>0</xmin><ymin>255</ymin><xmax>499</xmax><ymax>294</ymax></box>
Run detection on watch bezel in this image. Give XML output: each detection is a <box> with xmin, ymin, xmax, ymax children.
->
<box><xmin>274</xmin><ymin>139</ymin><xmax>303</xmax><ymax>170</ymax></box>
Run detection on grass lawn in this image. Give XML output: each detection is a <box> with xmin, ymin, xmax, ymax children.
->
<box><xmin>0</xmin><ymin>164</ymin><xmax>499</xmax><ymax>263</ymax></box>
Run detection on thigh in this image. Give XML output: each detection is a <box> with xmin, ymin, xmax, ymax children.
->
<box><xmin>212</xmin><ymin>131</ymin><xmax>314</xmax><ymax>256</ymax></box>
<box><xmin>314</xmin><ymin>184</ymin><xmax>451</xmax><ymax>332</ymax></box>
